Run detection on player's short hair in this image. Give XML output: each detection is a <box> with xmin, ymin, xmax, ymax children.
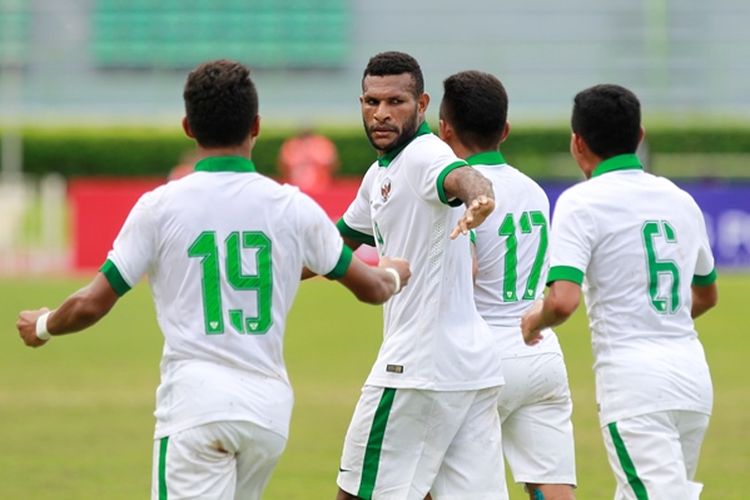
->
<box><xmin>441</xmin><ymin>70</ymin><xmax>508</xmax><ymax>151</ymax></box>
<box><xmin>572</xmin><ymin>84</ymin><xmax>641</xmax><ymax>159</ymax></box>
<box><xmin>362</xmin><ymin>51</ymin><xmax>424</xmax><ymax>97</ymax></box>
<box><xmin>183</xmin><ymin>59</ymin><xmax>258</xmax><ymax>148</ymax></box>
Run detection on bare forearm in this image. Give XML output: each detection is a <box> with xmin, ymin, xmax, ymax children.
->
<box><xmin>691</xmin><ymin>284</ymin><xmax>718</xmax><ymax>318</ymax></box>
<box><xmin>48</xmin><ymin>273</ymin><xmax>120</xmax><ymax>336</ymax></box>
<box><xmin>445</xmin><ymin>166</ymin><xmax>494</xmax><ymax>206</ymax></box>
<box><xmin>48</xmin><ymin>291</ymin><xmax>112</xmax><ymax>335</ymax></box>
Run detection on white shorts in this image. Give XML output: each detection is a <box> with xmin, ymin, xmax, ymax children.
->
<box><xmin>602</xmin><ymin>410</ymin><xmax>710</xmax><ymax>500</ymax></box>
<box><xmin>497</xmin><ymin>352</ymin><xmax>576</xmax><ymax>486</ymax></box>
<box><xmin>337</xmin><ymin>386</ymin><xmax>508</xmax><ymax>500</ymax></box>
<box><xmin>151</xmin><ymin>420</ymin><xmax>286</xmax><ymax>500</ymax></box>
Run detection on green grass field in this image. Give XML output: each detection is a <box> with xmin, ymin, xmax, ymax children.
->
<box><xmin>1</xmin><ymin>274</ymin><xmax>746</xmax><ymax>499</ymax></box>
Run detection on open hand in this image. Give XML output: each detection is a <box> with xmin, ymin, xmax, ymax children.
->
<box><xmin>450</xmin><ymin>195</ymin><xmax>495</xmax><ymax>239</ymax></box>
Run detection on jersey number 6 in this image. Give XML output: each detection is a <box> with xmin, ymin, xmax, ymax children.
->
<box><xmin>188</xmin><ymin>231</ymin><xmax>273</xmax><ymax>335</ymax></box>
<box><xmin>641</xmin><ymin>220</ymin><xmax>680</xmax><ymax>314</ymax></box>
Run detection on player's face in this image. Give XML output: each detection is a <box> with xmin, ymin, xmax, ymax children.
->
<box><xmin>360</xmin><ymin>73</ymin><xmax>427</xmax><ymax>154</ymax></box>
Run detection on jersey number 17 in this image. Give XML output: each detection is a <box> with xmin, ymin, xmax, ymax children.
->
<box><xmin>498</xmin><ymin>210</ymin><xmax>548</xmax><ymax>302</ymax></box>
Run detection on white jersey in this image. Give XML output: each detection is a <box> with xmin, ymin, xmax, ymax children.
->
<box><xmin>101</xmin><ymin>156</ymin><xmax>352</xmax><ymax>439</ymax></box>
<box><xmin>548</xmin><ymin>154</ymin><xmax>716</xmax><ymax>425</ymax></box>
<box><xmin>338</xmin><ymin>122</ymin><xmax>503</xmax><ymax>390</ymax></box>
<box><xmin>469</xmin><ymin>151</ymin><xmax>562</xmax><ymax>358</ymax></box>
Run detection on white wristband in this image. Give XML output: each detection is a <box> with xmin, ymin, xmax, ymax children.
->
<box><xmin>384</xmin><ymin>267</ymin><xmax>401</xmax><ymax>295</ymax></box>
<box><xmin>35</xmin><ymin>312</ymin><xmax>52</xmax><ymax>341</ymax></box>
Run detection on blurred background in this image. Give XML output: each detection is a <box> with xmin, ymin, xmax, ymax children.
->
<box><xmin>0</xmin><ymin>0</ymin><xmax>748</xmax><ymax>272</ymax></box>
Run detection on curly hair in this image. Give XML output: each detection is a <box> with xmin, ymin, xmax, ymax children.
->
<box><xmin>441</xmin><ymin>70</ymin><xmax>508</xmax><ymax>151</ymax></box>
<box><xmin>183</xmin><ymin>59</ymin><xmax>258</xmax><ymax>147</ymax></box>
<box><xmin>362</xmin><ymin>51</ymin><xmax>424</xmax><ymax>97</ymax></box>
<box><xmin>572</xmin><ymin>84</ymin><xmax>641</xmax><ymax>159</ymax></box>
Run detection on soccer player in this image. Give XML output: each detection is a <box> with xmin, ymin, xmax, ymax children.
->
<box><xmin>439</xmin><ymin>70</ymin><xmax>576</xmax><ymax>500</ymax></box>
<box><xmin>522</xmin><ymin>84</ymin><xmax>718</xmax><ymax>500</ymax></box>
<box><xmin>16</xmin><ymin>59</ymin><xmax>411</xmax><ymax>500</ymax></box>
<box><xmin>334</xmin><ymin>51</ymin><xmax>507</xmax><ymax>500</ymax></box>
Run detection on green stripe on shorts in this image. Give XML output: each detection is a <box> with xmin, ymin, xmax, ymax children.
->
<box><xmin>358</xmin><ymin>388</ymin><xmax>396</xmax><ymax>499</ymax></box>
<box><xmin>159</xmin><ymin>436</ymin><xmax>169</xmax><ymax>500</ymax></box>
<box><xmin>608</xmin><ymin>422</ymin><xmax>649</xmax><ymax>500</ymax></box>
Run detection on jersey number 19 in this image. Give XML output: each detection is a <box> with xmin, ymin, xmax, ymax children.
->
<box><xmin>188</xmin><ymin>231</ymin><xmax>273</xmax><ymax>335</ymax></box>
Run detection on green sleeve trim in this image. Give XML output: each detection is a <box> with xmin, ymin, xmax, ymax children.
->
<box><xmin>336</xmin><ymin>218</ymin><xmax>376</xmax><ymax>247</ymax></box>
<box><xmin>547</xmin><ymin>265</ymin><xmax>584</xmax><ymax>285</ymax></box>
<box><xmin>692</xmin><ymin>268</ymin><xmax>717</xmax><ymax>286</ymax></box>
<box><xmin>469</xmin><ymin>229</ymin><xmax>476</xmax><ymax>244</ymax></box>
<box><xmin>436</xmin><ymin>160</ymin><xmax>468</xmax><ymax>206</ymax></box>
<box><xmin>325</xmin><ymin>244</ymin><xmax>353</xmax><ymax>280</ymax></box>
<box><xmin>100</xmin><ymin>259</ymin><xmax>131</xmax><ymax>296</ymax></box>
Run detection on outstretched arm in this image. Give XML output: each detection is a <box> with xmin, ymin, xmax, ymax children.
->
<box><xmin>16</xmin><ymin>273</ymin><xmax>120</xmax><ymax>348</ymax></box>
<box><xmin>442</xmin><ymin>166</ymin><xmax>495</xmax><ymax>239</ymax></box>
<box><xmin>521</xmin><ymin>280</ymin><xmax>581</xmax><ymax>345</ymax></box>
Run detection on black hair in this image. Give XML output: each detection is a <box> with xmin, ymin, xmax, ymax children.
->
<box><xmin>441</xmin><ymin>70</ymin><xmax>508</xmax><ymax>150</ymax></box>
<box><xmin>183</xmin><ymin>59</ymin><xmax>258</xmax><ymax>147</ymax></box>
<box><xmin>571</xmin><ymin>84</ymin><xmax>641</xmax><ymax>158</ymax></box>
<box><xmin>362</xmin><ymin>51</ymin><xmax>424</xmax><ymax>96</ymax></box>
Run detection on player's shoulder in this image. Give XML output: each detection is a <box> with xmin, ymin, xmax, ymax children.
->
<box><xmin>481</xmin><ymin>163</ymin><xmax>548</xmax><ymax>201</ymax></box>
<box><xmin>406</xmin><ymin>133</ymin><xmax>457</xmax><ymax>161</ymax></box>
<box><xmin>551</xmin><ymin>180</ymin><xmax>598</xmax><ymax>221</ymax></box>
<box><xmin>648</xmin><ymin>173</ymin><xmax>703</xmax><ymax>212</ymax></box>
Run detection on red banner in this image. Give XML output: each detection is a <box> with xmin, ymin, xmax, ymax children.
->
<box><xmin>68</xmin><ymin>177</ymin><xmax>364</xmax><ymax>270</ymax></box>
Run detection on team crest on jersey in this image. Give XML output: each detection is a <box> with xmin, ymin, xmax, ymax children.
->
<box><xmin>380</xmin><ymin>178</ymin><xmax>392</xmax><ymax>202</ymax></box>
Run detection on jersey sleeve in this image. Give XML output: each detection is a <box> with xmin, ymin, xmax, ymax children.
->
<box><xmin>338</xmin><ymin>165</ymin><xmax>376</xmax><ymax>246</ymax></box>
<box><xmin>297</xmin><ymin>193</ymin><xmax>353</xmax><ymax>279</ymax></box>
<box><xmin>547</xmin><ymin>188</ymin><xmax>596</xmax><ymax>286</ymax></box>
<box><xmin>404</xmin><ymin>138</ymin><xmax>467</xmax><ymax>207</ymax></box>
<box><xmin>691</xmin><ymin>202</ymin><xmax>717</xmax><ymax>286</ymax></box>
<box><xmin>100</xmin><ymin>191</ymin><xmax>158</xmax><ymax>296</ymax></box>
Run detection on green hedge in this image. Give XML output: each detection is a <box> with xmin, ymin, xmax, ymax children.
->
<box><xmin>3</xmin><ymin>125</ymin><xmax>750</xmax><ymax>179</ymax></box>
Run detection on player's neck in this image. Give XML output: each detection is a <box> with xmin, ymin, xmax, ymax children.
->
<box><xmin>452</xmin><ymin>142</ymin><xmax>478</xmax><ymax>160</ymax></box>
<box><xmin>196</xmin><ymin>140</ymin><xmax>254</xmax><ymax>161</ymax></box>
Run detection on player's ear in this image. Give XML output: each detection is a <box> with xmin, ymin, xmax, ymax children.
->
<box><xmin>638</xmin><ymin>126</ymin><xmax>645</xmax><ymax>145</ymax></box>
<box><xmin>250</xmin><ymin>114</ymin><xmax>261</xmax><ymax>139</ymax></box>
<box><xmin>182</xmin><ymin>117</ymin><xmax>195</xmax><ymax>139</ymax></box>
<box><xmin>438</xmin><ymin>117</ymin><xmax>451</xmax><ymax>141</ymax></box>
<box><xmin>499</xmin><ymin>122</ymin><xmax>511</xmax><ymax>144</ymax></box>
<box><xmin>418</xmin><ymin>92</ymin><xmax>430</xmax><ymax>115</ymax></box>
<box><xmin>570</xmin><ymin>132</ymin><xmax>585</xmax><ymax>155</ymax></box>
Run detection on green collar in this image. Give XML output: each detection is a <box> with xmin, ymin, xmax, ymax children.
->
<box><xmin>378</xmin><ymin>121</ymin><xmax>432</xmax><ymax>167</ymax></box>
<box><xmin>591</xmin><ymin>153</ymin><xmax>643</xmax><ymax>178</ymax></box>
<box><xmin>194</xmin><ymin>156</ymin><xmax>257</xmax><ymax>173</ymax></box>
<box><xmin>465</xmin><ymin>150</ymin><xmax>506</xmax><ymax>166</ymax></box>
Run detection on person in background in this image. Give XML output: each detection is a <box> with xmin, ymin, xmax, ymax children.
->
<box><xmin>278</xmin><ymin>128</ymin><xmax>340</xmax><ymax>192</ymax></box>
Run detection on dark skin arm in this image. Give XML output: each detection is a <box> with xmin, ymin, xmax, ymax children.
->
<box><xmin>521</xmin><ymin>280</ymin><xmax>581</xmax><ymax>345</ymax></box>
<box><xmin>691</xmin><ymin>283</ymin><xmax>718</xmax><ymax>318</ymax></box>
<box><xmin>442</xmin><ymin>166</ymin><xmax>495</xmax><ymax>239</ymax></box>
<box><xmin>17</xmin><ymin>273</ymin><xmax>120</xmax><ymax>348</ymax></box>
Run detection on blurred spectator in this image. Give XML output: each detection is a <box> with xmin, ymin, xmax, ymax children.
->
<box><xmin>168</xmin><ymin>149</ymin><xmax>200</xmax><ymax>181</ymax></box>
<box><xmin>278</xmin><ymin>129</ymin><xmax>339</xmax><ymax>192</ymax></box>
